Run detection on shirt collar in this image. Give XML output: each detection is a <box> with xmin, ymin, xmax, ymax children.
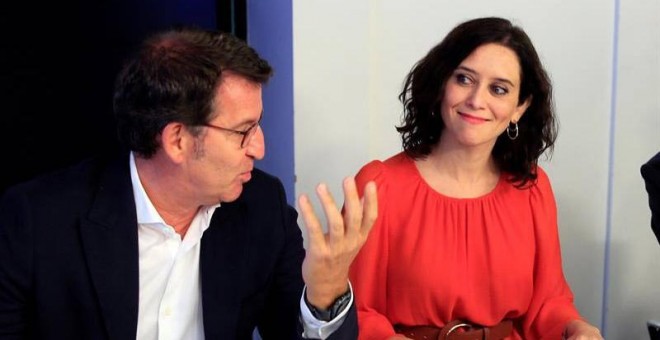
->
<box><xmin>130</xmin><ymin>152</ymin><xmax>165</xmax><ymax>225</ymax></box>
<box><xmin>129</xmin><ymin>152</ymin><xmax>221</xmax><ymax>232</ymax></box>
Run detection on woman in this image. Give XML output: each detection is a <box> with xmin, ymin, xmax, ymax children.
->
<box><xmin>349</xmin><ymin>17</ymin><xmax>602</xmax><ymax>340</ymax></box>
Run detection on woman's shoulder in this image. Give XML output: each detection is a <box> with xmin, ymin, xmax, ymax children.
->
<box><xmin>532</xmin><ymin>165</ymin><xmax>552</xmax><ymax>190</ymax></box>
<box><xmin>503</xmin><ymin>165</ymin><xmax>551</xmax><ymax>189</ymax></box>
<box><xmin>520</xmin><ymin>165</ymin><xmax>556</xmax><ymax>205</ymax></box>
<box><xmin>356</xmin><ymin>152</ymin><xmax>412</xmax><ymax>182</ymax></box>
<box><xmin>498</xmin><ymin>165</ymin><xmax>555</xmax><ymax>202</ymax></box>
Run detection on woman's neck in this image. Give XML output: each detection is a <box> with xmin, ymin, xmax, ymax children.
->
<box><xmin>415</xmin><ymin>140</ymin><xmax>500</xmax><ymax>198</ymax></box>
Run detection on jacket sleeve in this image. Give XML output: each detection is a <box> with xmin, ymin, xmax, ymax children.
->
<box><xmin>0</xmin><ymin>187</ymin><xmax>34</xmax><ymax>339</ymax></box>
<box><xmin>325</xmin><ymin>302</ymin><xmax>358</xmax><ymax>340</ymax></box>
<box><xmin>641</xmin><ymin>151</ymin><xmax>660</xmax><ymax>245</ymax></box>
<box><xmin>254</xmin><ymin>177</ymin><xmax>307</xmax><ymax>339</ymax></box>
<box><xmin>255</xmin><ymin>178</ymin><xmax>359</xmax><ymax>339</ymax></box>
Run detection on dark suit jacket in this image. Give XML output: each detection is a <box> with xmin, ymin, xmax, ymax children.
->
<box><xmin>641</xmin><ymin>151</ymin><xmax>660</xmax><ymax>245</ymax></box>
<box><xmin>0</xmin><ymin>154</ymin><xmax>357</xmax><ymax>339</ymax></box>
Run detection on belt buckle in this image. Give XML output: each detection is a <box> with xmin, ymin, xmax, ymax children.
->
<box><xmin>446</xmin><ymin>322</ymin><xmax>472</xmax><ymax>336</ymax></box>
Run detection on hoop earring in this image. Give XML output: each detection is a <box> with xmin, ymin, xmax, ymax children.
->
<box><xmin>507</xmin><ymin>122</ymin><xmax>519</xmax><ymax>140</ymax></box>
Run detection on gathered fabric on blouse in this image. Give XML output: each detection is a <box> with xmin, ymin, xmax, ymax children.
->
<box><xmin>350</xmin><ymin>152</ymin><xmax>581</xmax><ymax>340</ymax></box>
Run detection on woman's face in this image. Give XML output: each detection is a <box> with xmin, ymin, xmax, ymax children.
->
<box><xmin>439</xmin><ymin>43</ymin><xmax>530</xmax><ymax>149</ymax></box>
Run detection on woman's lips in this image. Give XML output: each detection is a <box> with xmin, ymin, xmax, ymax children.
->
<box><xmin>458</xmin><ymin>112</ymin><xmax>489</xmax><ymax>124</ymax></box>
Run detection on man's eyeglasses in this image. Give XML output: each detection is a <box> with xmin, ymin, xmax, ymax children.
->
<box><xmin>203</xmin><ymin>114</ymin><xmax>262</xmax><ymax>148</ymax></box>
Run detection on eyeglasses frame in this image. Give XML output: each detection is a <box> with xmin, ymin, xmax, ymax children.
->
<box><xmin>202</xmin><ymin>113</ymin><xmax>263</xmax><ymax>148</ymax></box>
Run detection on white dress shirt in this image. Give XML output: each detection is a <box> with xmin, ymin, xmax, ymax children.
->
<box><xmin>129</xmin><ymin>153</ymin><xmax>349</xmax><ymax>340</ymax></box>
<box><xmin>131</xmin><ymin>153</ymin><xmax>216</xmax><ymax>340</ymax></box>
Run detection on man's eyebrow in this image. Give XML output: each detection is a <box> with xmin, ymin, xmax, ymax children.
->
<box><xmin>232</xmin><ymin>110</ymin><xmax>263</xmax><ymax>128</ymax></box>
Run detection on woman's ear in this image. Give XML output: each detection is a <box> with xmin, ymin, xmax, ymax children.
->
<box><xmin>513</xmin><ymin>96</ymin><xmax>532</xmax><ymax>122</ymax></box>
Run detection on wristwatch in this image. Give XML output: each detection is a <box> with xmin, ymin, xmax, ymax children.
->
<box><xmin>305</xmin><ymin>288</ymin><xmax>352</xmax><ymax>322</ymax></box>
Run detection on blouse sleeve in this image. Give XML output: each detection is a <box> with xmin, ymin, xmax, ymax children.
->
<box><xmin>350</xmin><ymin>160</ymin><xmax>397</xmax><ymax>340</ymax></box>
<box><xmin>521</xmin><ymin>167</ymin><xmax>582</xmax><ymax>339</ymax></box>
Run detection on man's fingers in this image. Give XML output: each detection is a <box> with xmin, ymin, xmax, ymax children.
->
<box><xmin>298</xmin><ymin>194</ymin><xmax>325</xmax><ymax>249</ymax></box>
<box><xmin>342</xmin><ymin>177</ymin><xmax>362</xmax><ymax>237</ymax></box>
<box><xmin>299</xmin><ymin>179</ymin><xmax>378</xmax><ymax>252</ymax></box>
<box><xmin>315</xmin><ymin>183</ymin><xmax>345</xmax><ymax>239</ymax></box>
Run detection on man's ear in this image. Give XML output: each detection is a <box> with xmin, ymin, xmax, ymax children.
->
<box><xmin>160</xmin><ymin>122</ymin><xmax>189</xmax><ymax>164</ymax></box>
<box><xmin>513</xmin><ymin>96</ymin><xmax>532</xmax><ymax>122</ymax></box>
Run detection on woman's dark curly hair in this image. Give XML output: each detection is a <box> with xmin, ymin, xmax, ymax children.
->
<box><xmin>397</xmin><ymin>17</ymin><xmax>557</xmax><ymax>187</ymax></box>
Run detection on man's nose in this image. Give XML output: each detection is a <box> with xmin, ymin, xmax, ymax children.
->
<box><xmin>245</xmin><ymin>126</ymin><xmax>265</xmax><ymax>160</ymax></box>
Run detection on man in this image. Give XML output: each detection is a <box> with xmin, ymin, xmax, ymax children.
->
<box><xmin>642</xmin><ymin>152</ymin><xmax>660</xmax><ymax>340</ymax></box>
<box><xmin>642</xmin><ymin>151</ymin><xmax>660</xmax><ymax>245</ymax></box>
<box><xmin>0</xmin><ymin>27</ymin><xmax>377</xmax><ymax>339</ymax></box>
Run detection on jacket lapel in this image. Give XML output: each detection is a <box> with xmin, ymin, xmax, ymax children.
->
<box><xmin>200</xmin><ymin>199</ymin><xmax>250</xmax><ymax>339</ymax></box>
<box><xmin>80</xmin><ymin>156</ymin><xmax>140</xmax><ymax>340</ymax></box>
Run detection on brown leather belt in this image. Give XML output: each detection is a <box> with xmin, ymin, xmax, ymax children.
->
<box><xmin>394</xmin><ymin>319</ymin><xmax>513</xmax><ymax>340</ymax></box>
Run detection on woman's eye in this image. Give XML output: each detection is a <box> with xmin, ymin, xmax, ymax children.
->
<box><xmin>456</xmin><ymin>74</ymin><xmax>472</xmax><ymax>85</ymax></box>
<box><xmin>491</xmin><ymin>85</ymin><xmax>509</xmax><ymax>95</ymax></box>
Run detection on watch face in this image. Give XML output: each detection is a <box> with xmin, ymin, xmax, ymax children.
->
<box><xmin>305</xmin><ymin>289</ymin><xmax>352</xmax><ymax>322</ymax></box>
<box><xmin>328</xmin><ymin>290</ymin><xmax>352</xmax><ymax>316</ymax></box>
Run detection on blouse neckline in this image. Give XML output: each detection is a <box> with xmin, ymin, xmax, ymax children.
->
<box><xmin>404</xmin><ymin>154</ymin><xmax>507</xmax><ymax>202</ymax></box>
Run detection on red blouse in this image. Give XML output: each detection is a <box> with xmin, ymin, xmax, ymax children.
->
<box><xmin>350</xmin><ymin>153</ymin><xmax>581</xmax><ymax>339</ymax></box>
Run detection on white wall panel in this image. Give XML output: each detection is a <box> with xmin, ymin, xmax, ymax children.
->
<box><xmin>293</xmin><ymin>0</ymin><xmax>372</xmax><ymax>226</ymax></box>
<box><xmin>607</xmin><ymin>1</ymin><xmax>660</xmax><ymax>339</ymax></box>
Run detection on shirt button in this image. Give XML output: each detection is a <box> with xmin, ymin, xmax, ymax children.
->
<box><xmin>164</xmin><ymin>307</ymin><xmax>172</xmax><ymax>317</ymax></box>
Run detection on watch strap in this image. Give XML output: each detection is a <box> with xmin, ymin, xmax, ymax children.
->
<box><xmin>304</xmin><ymin>288</ymin><xmax>352</xmax><ymax>322</ymax></box>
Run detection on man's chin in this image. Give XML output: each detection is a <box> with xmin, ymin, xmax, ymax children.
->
<box><xmin>240</xmin><ymin>171</ymin><xmax>252</xmax><ymax>182</ymax></box>
<box><xmin>219</xmin><ymin>185</ymin><xmax>244</xmax><ymax>203</ymax></box>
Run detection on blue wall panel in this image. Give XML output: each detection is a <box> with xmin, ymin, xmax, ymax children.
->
<box><xmin>247</xmin><ymin>0</ymin><xmax>295</xmax><ymax>204</ymax></box>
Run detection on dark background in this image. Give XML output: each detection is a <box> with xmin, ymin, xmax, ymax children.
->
<box><xmin>0</xmin><ymin>0</ymin><xmax>246</xmax><ymax>195</ymax></box>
